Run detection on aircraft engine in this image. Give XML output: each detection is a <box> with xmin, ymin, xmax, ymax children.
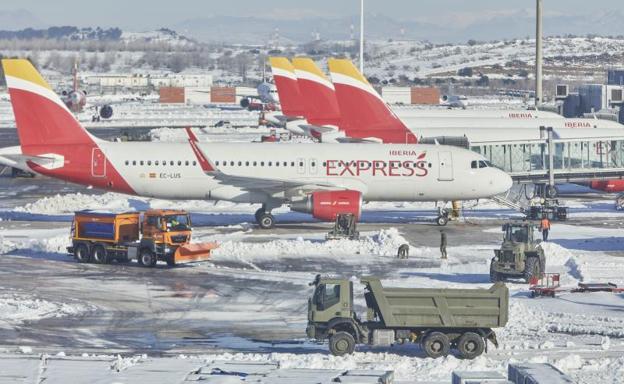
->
<box><xmin>290</xmin><ymin>190</ymin><xmax>362</xmax><ymax>221</ymax></box>
<box><xmin>99</xmin><ymin>104</ymin><xmax>113</xmax><ymax>119</ymax></box>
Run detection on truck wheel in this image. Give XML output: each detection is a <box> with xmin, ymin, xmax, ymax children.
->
<box><xmin>91</xmin><ymin>245</ymin><xmax>108</xmax><ymax>264</ymax></box>
<box><xmin>457</xmin><ymin>332</ymin><xmax>485</xmax><ymax>359</ymax></box>
<box><xmin>139</xmin><ymin>249</ymin><xmax>157</xmax><ymax>268</ymax></box>
<box><xmin>329</xmin><ymin>331</ymin><xmax>356</xmax><ymax>356</ymax></box>
<box><xmin>74</xmin><ymin>244</ymin><xmax>90</xmax><ymax>263</ymax></box>
<box><xmin>489</xmin><ymin>260</ymin><xmax>500</xmax><ymax>283</ymax></box>
<box><xmin>166</xmin><ymin>256</ymin><xmax>176</xmax><ymax>267</ymax></box>
<box><xmin>523</xmin><ymin>257</ymin><xmax>540</xmax><ymax>282</ymax></box>
<box><xmin>422</xmin><ymin>332</ymin><xmax>450</xmax><ymax>358</ymax></box>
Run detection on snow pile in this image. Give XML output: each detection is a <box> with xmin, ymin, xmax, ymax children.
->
<box><xmin>212</xmin><ymin>228</ymin><xmax>410</xmax><ymax>262</ymax></box>
<box><xmin>0</xmin><ymin>292</ymin><xmax>93</xmax><ymax>325</ymax></box>
<box><xmin>13</xmin><ymin>192</ymin><xmax>133</xmax><ymax>215</ymax></box>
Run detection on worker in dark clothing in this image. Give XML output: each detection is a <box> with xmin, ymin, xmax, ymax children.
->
<box><xmin>440</xmin><ymin>230</ymin><xmax>447</xmax><ymax>259</ymax></box>
<box><xmin>540</xmin><ymin>216</ymin><xmax>551</xmax><ymax>242</ymax></box>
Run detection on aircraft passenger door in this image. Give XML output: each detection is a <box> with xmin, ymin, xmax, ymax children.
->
<box><xmin>437</xmin><ymin>151</ymin><xmax>454</xmax><ymax>181</ymax></box>
<box><xmin>297</xmin><ymin>158</ymin><xmax>306</xmax><ymax>174</ymax></box>
<box><xmin>309</xmin><ymin>158</ymin><xmax>318</xmax><ymax>175</ymax></box>
<box><xmin>91</xmin><ymin>148</ymin><xmax>106</xmax><ymax>178</ymax></box>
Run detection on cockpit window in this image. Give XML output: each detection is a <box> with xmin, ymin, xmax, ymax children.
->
<box><xmin>472</xmin><ymin>160</ymin><xmax>491</xmax><ymax>169</ymax></box>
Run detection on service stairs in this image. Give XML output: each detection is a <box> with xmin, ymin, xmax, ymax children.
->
<box><xmin>491</xmin><ymin>184</ymin><xmax>532</xmax><ymax>213</ymax></box>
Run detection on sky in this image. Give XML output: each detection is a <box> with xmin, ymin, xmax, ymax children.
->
<box><xmin>1</xmin><ymin>0</ymin><xmax>622</xmax><ymax>30</ymax></box>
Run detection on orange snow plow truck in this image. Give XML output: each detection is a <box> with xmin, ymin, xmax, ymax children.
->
<box><xmin>67</xmin><ymin>209</ymin><xmax>217</xmax><ymax>267</ymax></box>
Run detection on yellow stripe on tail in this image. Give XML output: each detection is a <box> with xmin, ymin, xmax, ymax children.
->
<box><xmin>328</xmin><ymin>58</ymin><xmax>369</xmax><ymax>86</ymax></box>
<box><xmin>292</xmin><ymin>57</ymin><xmax>330</xmax><ymax>81</ymax></box>
<box><xmin>2</xmin><ymin>59</ymin><xmax>52</xmax><ymax>90</ymax></box>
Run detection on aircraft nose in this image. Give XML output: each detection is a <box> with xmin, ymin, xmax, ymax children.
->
<box><xmin>493</xmin><ymin>169</ymin><xmax>513</xmax><ymax>194</ymax></box>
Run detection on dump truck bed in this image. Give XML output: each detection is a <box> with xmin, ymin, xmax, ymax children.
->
<box><xmin>362</xmin><ymin>278</ymin><xmax>508</xmax><ymax>329</ymax></box>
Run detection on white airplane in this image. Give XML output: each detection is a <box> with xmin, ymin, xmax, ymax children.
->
<box><xmin>0</xmin><ymin>59</ymin><xmax>512</xmax><ymax>228</ymax></box>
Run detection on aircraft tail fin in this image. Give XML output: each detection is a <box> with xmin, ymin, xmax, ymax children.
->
<box><xmin>2</xmin><ymin>59</ymin><xmax>96</xmax><ymax>150</ymax></box>
<box><xmin>269</xmin><ymin>57</ymin><xmax>305</xmax><ymax>117</ymax></box>
<box><xmin>327</xmin><ymin>58</ymin><xmax>415</xmax><ymax>143</ymax></box>
<box><xmin>291</xmin><ymin>57</ymin><xmax>341</xmax><ymax>127</ymax></box>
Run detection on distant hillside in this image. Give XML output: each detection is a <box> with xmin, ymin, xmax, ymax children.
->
<box><xmin>0</xmin><ymin>26</ymin><xmax>122</xmax><ymax>41</ymax></box>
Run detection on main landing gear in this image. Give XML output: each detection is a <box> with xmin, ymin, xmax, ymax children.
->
<box><xmin>255</xmin><ymin>207</ymin><xmax>275</xmax><ymax>229</ymax></box>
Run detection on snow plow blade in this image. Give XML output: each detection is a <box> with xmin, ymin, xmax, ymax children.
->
<box><xmin>173</xmin><ymin>242</ymin><xmax>217</xmax><ymax>264</ymax></box>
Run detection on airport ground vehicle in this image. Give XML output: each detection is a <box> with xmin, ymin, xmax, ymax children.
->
<box><xmin>326</xmin><ymin>213</ymin><xmax>359</xmax><ymax>240</ymax></box>
<box><xmin>490</xmin><ymin>221</ymin><xmax>545</xmax><ymax>283</ymax></box>
<box><xmin>67</xmin><ymin>210</ymin><xmax>216</xmax><ymax>267</ymax></box>
<box><xmin>306</xmin><ymin>276</ymin><xmax>508</xmax><ymax>359</ymax></box>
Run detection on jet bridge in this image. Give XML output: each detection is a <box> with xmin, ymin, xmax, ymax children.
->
<box><xmin>468</xmin><ymin>127</ymin><xmax>624</xmax><ymax>185</ymax></box>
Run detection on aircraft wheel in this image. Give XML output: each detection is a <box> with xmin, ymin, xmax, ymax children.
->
<box><xmin>258</xmin><ymin>212</ymin><xmax>275</xmax><ymax>229</ymax></box>
<box><xmin>436</xmin><ymin>215</ymin><xmax>449</xmax><ymax>226</ymax></box>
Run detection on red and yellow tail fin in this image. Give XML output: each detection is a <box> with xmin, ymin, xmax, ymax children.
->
<box><xmin>269</xmin><ymin>57</ymin><xmax>305</xmax><ymax>118</ymax></box>
<box><xmin>2</xmin><ymin>59</ymin><xmax>95</xmax><ymax>149</ymax></box>
<box><xmin>328</xmin><ymin>58</ymin><xmax>415</xmax><ymax>144</ymax></box>
<box><xmin>292</xmin><ymin>57</ymin><xmax>341</xmax><ymax>127</ymax></box>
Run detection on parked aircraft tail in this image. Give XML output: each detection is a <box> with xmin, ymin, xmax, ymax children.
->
<box><xmin>327</xmin><ymin>58</ymin><xmax>416</xmax><ymax>144</ymax></box>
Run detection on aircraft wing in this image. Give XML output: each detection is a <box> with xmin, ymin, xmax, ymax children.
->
<box><xmin>208</xmin><ymin>172</ymin><xmax>346</xmax><ymax>196</ymax></box>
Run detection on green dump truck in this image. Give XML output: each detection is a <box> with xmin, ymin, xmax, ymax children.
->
<box><xmin>306</xmin><ymin>276</ymin><xmax>509</xmax><ymax>359</ymax></box>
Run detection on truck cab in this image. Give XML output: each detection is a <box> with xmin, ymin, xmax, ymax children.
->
<box><xmin>491</xmin><ymin>221</ymin><xmax>545</xmax><ymax>282</ymax></box>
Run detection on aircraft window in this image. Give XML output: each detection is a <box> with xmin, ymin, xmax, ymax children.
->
<box><xmin>261</xmin><ymin>161</ymin><xmax>265</xmax><ymax>166</ymax></box>
<box><xmin>323</xmin><ymin>162</ymin><xmax>326</xmax><ymax>167</ymax></box>
<box><xmin>268</xmin><ymin>161</ymin><xmax>272</xmax><ymax>166</ymax></box>
<box><xmin>140</xmin><ymin>161</ymin><xmax>144</xmax><ymax>166</ymax></box>
<box><xmin>428</xmin><ymin>163</ymin><xmax>432</xmax><ymax>168</ymax></box>
<box><xmin>245</xmin><ymin>161</ymin><xmax>249</xmax><ymax>166</ymax></box>
<box><xmin>163</xmin><ymin>161</ymin><xmax>166</xmax><ymax>167</ymax></box>
<box><xmin>276</xmin><ymin>161</ymin><xmax>280</xmax><ymax>167</ymax></box>
<box><xmin>479</xmin><ymin>160</ymin><xmax>488</xmax><ymax>168</ymax></box>
<box><xmin>216</xmin><ymin>161</ymin><xmax>220</xmax><ymax>166</ymax></box>
<box><xmin>471</xmin><ymin>161</ymin><xmax>478</xmax><ymax>169</ymax></box>
<box><xmin>132</xmin><ymin>161</ymin><xmax>136</xmax><ymax>166</ymax></box>
<box><xmin>178</xmin><ymin>161</ymin><xmax>182</xmax><ymax>166</ymax></box>
<box><xmin>193</xmin><ymin>161</ymin><xmax>196</xmax><ymax>166</ymax></box>
<box><xmin>230</xmin><ymin>161</ymin><xmax>234</xmax><ymax>166</ymax></box>
<box><xmin>283</xmin><ymin>161</ymin><xmax>287</xmax><ymax>166</ymax></box>
<box><xmin>238</xmin><ymin>161</ymin><xmax>242</xmax><ymax>166</ymax></box>
<box><xmin>311</xmin><ymin>162</ymin><xmax>316</xmax><ymax>167</ymax></box>
<box><xmin>125</xmin><ymin>161</ymin><xmax>129</xmax><ymax>166</ymax></box>
<box><xmin>291</xmin><ymin>161</ymin><xmax>295</xmax><ymax>167</ymax></box>
<box><xmin>185</xmin><ymin>161</ymin><xmax>189</xmax><ymax>166</ymax></box>
<box><xmin>253</xmin><ymin>161</ymin><xmax>257</xmax><ymax>166</ymax></box>
<box><xmin>170</xmin><ymin>161</ymin><xmax>174</xmax><ymax>166</ymax></box>
<box><xmin>299</xmin><ymin>162</ymin><xmax>304</xmax><ymax>167</ymax></box>
<box><xmin>148</xmin><ymin>161</ymin><xmax>152</xmax><ymax>166</ymax></box>
<box><xmin>155</xmin><ymin>161</ymin><xmax>160</xmax><ymax>166</ymax></box>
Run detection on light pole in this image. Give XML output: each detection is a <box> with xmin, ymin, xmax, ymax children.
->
<box><xmin>535</xmin><ymin>0</ymin><xmax>543</xmax><ymax>106</ymax></box>
<box><xmin>360</xmin><ymin>0</ymin><xmax>364</xmax><ymax>74</ymax></box>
